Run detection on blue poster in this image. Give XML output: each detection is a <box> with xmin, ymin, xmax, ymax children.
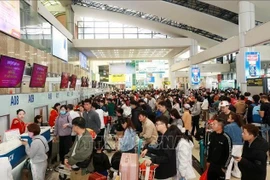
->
<box><xmin>245</xmin><ymin>52</ymin><xmax>261</xmax><ymax>79</ymax></box>
<box><xmin>191</xmin><ymin>67</ymin><xmax>200</xmax><ymax>85</ymax></box>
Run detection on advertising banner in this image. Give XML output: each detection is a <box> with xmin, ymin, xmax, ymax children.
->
<box><xmin>99</xmin><ymin>65</ymin><xmax>109</xmax><ymax>82</ymax></box>
<box><xmin>245</xmin><ymin>52</ymin><xmax>261</xmax><ymax>79</ymax></box>
<box><xmin>30</xmin><ymin>63</ymin><xmax>48</xmax><ymax>88</ymax></box>
<box><xmin>191</xmin><ymin>67</ymin><xmax>200</xmax><ymax>85</ymax></box>
<box><xmin>109</xmin><ymin>74</ymin><xmax>125</xmax><ymax>82</ymax></box>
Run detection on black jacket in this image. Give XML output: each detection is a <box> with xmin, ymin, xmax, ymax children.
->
<box><xmin>93</xmin><ymin>152</ymin><xmax>110</xmax><ymax>172</ymax></box>
<box><xmin>131</xmin><ymin>106</ymin><xmax>142</xmax><ymax>132</ymax></box>
<box><xmin>207</xmin><ymin>131</ymin><xmax>232</xmax><ymax>169</ymax></box>
<box><xmin>147</xmin><ymin>130</ymin><xmax>177</xmax><ymax>179</ymax></box>
<box><xmin>238</xmin><ymin>136</ymin><xmax>268</xmax><ymax>180</ymax></box>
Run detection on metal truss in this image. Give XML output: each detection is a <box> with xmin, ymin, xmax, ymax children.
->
<box><xmin>163</xmin><ymin>0</ymin><xmax>263</xmax><ymax>26</ymax></box>
<box><xmin>73</xmin><ymin>0</ymin><xmax>227</xmax><ymax>42</ymax></box>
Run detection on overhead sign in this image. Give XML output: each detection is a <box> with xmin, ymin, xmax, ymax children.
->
<box><xmin>247</xmin><ymin>78</ymin><xmax>263</xmax><ymax>86</ymax></box>
<box><xmin>109</xmin><ymin>74</ymin><xmax>125</xmax><ymax>82</ymax></box>
<box><xmin>191</xmin><ymin>67</ymin><xmax>201</xmax><ymax>85</ymax></box>
<box><xmin>245</xmin><ymin>52</ymin><xmax>261</xmax><ymax>79</ymax></box>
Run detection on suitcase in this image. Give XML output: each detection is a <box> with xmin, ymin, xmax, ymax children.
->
<box><xmin>88</xmin><ymin>172</ymin><xmax>106</xmax><ymax>180</ymax></box>
<box><xmin>119</xmin><ymin>153</ymin><xmax>139</xmax><ymax>180</ymax></box>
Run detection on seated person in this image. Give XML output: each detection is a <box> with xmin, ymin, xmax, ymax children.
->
<box><xmin>138</xmin><ymin>111</ymin><xmax>158</xmax><ymax>145</ymax></box>
<box><xmin>34</xmin><ymin>115</ymin><xmax>43</xmax><ymax>126</ymax></box>
<box><xmin>93</xmin><ymin>141</ymin><xmax>111</xmax><ymax>177</ymax></box>
<box><xmin>110</xmin><ymin>108</ymin><xmax>124</xmax><ymax>135</ymax></box>
<box><xmin>119</xmin><ymin>118</ymin><xmax>137</xmax><ymax>153</ymax></box>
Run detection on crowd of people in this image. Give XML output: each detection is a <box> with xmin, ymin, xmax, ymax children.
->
<box><xmin>10</xmin><ymin>88</ymin><xmax>270</xmax><ymax>180</ymax></box>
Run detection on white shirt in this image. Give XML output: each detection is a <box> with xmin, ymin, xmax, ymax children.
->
<box><xmin>148</xmin><ymin>98</ymin><xmax>156</xmax><ymax>111</ymax></box>
<box><xmin>71</xmin><ymin>135</ymin><xmax>82</xmax><ymax>157</ymax></box>
<box><xmin>69</xmin><ymin>110</ymin><xmax>80</xmax><ymax>136</ymax></box>
<box><xmin>95</xmin><ymin>109</ymin><xmax>105</xmax><ymax>129</ymax></box>
<box><xmin>201</xmin><ymin>99</ymin><xmax>209</xmax><ymax>110</ymax></box>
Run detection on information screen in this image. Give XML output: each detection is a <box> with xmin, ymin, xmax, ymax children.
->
<box><xmin>52</xmin><ymin>27</ymin><xmax>68</xmax><ymax>61</ymax></box>
<box><xmin>29</xmin><ymin>63</ymin><xmax>48</xmax><ymax>88</ymax></box>
<box><xmin>0</xmin><ymin>55</ymin><xmax>25</xmax><ymax>88</ymax></box>
<box><xmin>0</xmin><ymin>1</ymin><xmax>20</xmax><ymax>39</ymax></box>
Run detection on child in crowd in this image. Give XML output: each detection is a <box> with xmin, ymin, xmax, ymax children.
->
<box><xmin>93</xmin><ymin>141</ymin><xmax>111</xmax><ymax>177</ymax></box>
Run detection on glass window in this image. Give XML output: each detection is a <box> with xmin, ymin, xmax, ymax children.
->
<box><xmin>84</xmin><ymin>34</ymin><xmax>94</xmax><ymax>39</ymax></box>
<box><xmin>78</xmin><ymin>34</ymin><xmax>84</xmax><ymax>39</ymax></box>
<box><xmin>43</xmin><ymin>28</ymin><xmax>51</xmax><ymax>34</ymax></box>
<box><xmin>124</xmin><ymin>34</ymin><xmax>138</xmax><ymax>39</ymax></box>
<box><xmin>78</xmin><ymin>21</ymin><xmax>84</xmax><ymax>27</ymax></box>
<box><xmin>153</xmin><ymin>34</ymin><xmax>166</xmax><ymax>38</ymax></box>
<box><xmin>95</xmin><ymin>28</ymin><xmax>109</xmax><ymax>33</ymax></box>
<box><xmin>139</xmin><ymin>34</ymin><xmax>152</xmax><ymax>39</ymax></box>
<box><xmin>95</xmin><ymin>34</ymin><xmax>109</xmax><ymax>39</ymax></box>
<box><xmin>78</xmin><ymin>28</ymin><xmax>84</xmax><ymax>33</ymax></box>
<box><xmin>138</xmin><ymin>29</ymin><xmax>151</xmax><ymax>34</ymax></box>
<box><xmin>110</xmin><ymin>34</ymin><xmax>123</xmax><ymax>39</ymax></box>
<box><xmin>124</xmin><ymin>28</ymin><xmax>137</xmax><ymax>33</ymax></box>
<box><xmin>84</xmin><ymin>28</ymin><xmax>94</xmax><ymax>33</ymax></box>
<box><xmin>95</xmin><ymin>21</ymin><xmax>109</xmax><ymax>27</ymax></box>
<box><xmin>84</xmin><ymin>21</ymin><xmax>94</xmax><ymax>27</ymax></box>
<box><xmin>109</xmin><ymin>22</ymin><xmax>123</xmax><ymax>27</ymax></box>
<box><xmin>110</xmin><ymin>28</ymin><xmax>123</xmax><ymax>33</ymax></box>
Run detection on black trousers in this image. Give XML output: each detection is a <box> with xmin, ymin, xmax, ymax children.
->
<box><xmin>191</xmin><ymin>115</ymin><xmax>200</xmax><ymax>136</ymax></box>
<box><xmin>207</xmin><ymin>163</ymin><xmax>225</xmax><ymax>180</ymax></box>
<box><xmin>59</xmin><ymin>135</ymin><xmax>72</xmax><ymax>164</ymax></box>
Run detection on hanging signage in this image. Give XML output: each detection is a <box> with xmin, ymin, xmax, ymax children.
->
<box><xmin>245</xmin><ymin>52</ymin><xmax>261</xmax><ymax>79</ymax></box>
<box><xmin>191</xmin><ymin>67</ymin><xmax>201</xmax><ymax>85</ymax></box>
<box><xmin>109</xmin><ymin>74</ymin><xmax>125</xmax><ymax>82</ymax></box>
<box><xmin>247</xmin><ymin>78</ymin><xmax>263</xmax><ymax>86</ymax></box>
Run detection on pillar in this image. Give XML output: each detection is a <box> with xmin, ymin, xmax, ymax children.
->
<box><xmin>237</xmin><ymin>1</ymin><xmax>255</xmax><ymax>92</ymax></box>
<box><xmin>189</xmin><ymin>40</ymin><xmax>199</xmax><ymax>89</ymax></box>
<box><xmin>65</xmin><ymin>5</ymin><xmax>75</xmax><ymax>35</ymax></box>
<box><xmin>169</xmin><ymin>59</ymin><xmax>177</xmax><ymax>89</ymax></box>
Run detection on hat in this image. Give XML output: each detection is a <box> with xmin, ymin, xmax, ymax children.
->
<box><xmin>220</xmin><ymin>101</ymin><xmax>230</xmax><ymax>107</ymax></box>
<box><xmin>184</xmin><ymin>104</ymin><xmax>191</xmax><ymax>109</ymax></box>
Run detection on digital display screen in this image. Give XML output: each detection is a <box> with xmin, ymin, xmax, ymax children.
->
<box><xmin>0</xmin><ymin>55</ymin><xmax>25</xmax><ymax>88</ymax></box>
<box><xmin>29</xmin><ymin>63</ymin><xmax>48</xmax><ymax>88</ymax></box>
<box><xmin>69</xmin><ymin>74</ymin><xmax>77</xmax><ymax>89</ymax></box>
<box><xmin>0</xmin><ymin>1</ymin><xmax>20</xmax><ymax>39</ymax></box>
<box><xmin>60</xmin><ymin>72</ymin><xmax>70</xmax><ymax>89</ymax></box>
<box><xmin>79</xmin><ymin>52</ymin><xmax>87</xmax><ymax>69</ymax></box>
<box><xmin>52</xmin><ymin>27</ymin><xmax>68</xmax><ymax>61</ymax></box>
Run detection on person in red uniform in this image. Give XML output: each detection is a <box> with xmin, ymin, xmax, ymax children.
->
<box><xmin>10</xmin><ymin>109</ymin><xmax>26</xmax><ymax>134</ymax></box>
<box><xmin>49</xmin><ymin>103</ymin><xmax>60</xmax><ymax>127</ymax></box>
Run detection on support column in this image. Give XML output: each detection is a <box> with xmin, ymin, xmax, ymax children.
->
<box><xmin>237</xmin><ymin>1</ymin><xmax>255</xmax><ymax>92</ymax></box>
<box><xmin>65</xmin><ymin>5</ymin><xmax>75</xmax><ymax>36</ymax></box>
<box><xmin>169</xmin><ymin>59</ymin><xmax>177</xmax><ymax>89</ymax></box>
<box><xmin>189</xmin><ymin>40</ymin><xmax>199</xmax><ymax>89</ymax></box>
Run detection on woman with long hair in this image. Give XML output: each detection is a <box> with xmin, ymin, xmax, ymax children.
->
<box><xmin>119</xmin><ymin>117</ymin><xmax>137</xmax><ymax>153</ymax></box>
<box><xmin>224</xmin><ymin>113</ymin><xmax>243</xmax><ymax>179</ymax></box>
<box><xmin>168</xmin><ymin>125</ymin><xmax>195</xmax><ymax>180</ymax></box>
<box><xmin>49</xmin><ymin>103</ymin><xmax>60</xmax><ymax>127</ymax></box>
<box><xmin>170</xmin><ymin>108</ymin><xmax>183</xmax><ymax>129</ymax></box>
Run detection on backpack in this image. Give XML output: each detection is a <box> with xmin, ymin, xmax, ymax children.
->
<box><xmin>252</xmin><ymin>104</ymin><xmax>262</xmax><ymax>123</ymax></box>
<box><xmin>262</xmin><ymin>103</ymin><xmax>270</xmax><ymax>125</ymax></box>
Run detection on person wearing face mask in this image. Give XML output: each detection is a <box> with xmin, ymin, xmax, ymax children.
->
<box><xmin>53</xmin><ymin>105</ymin><xmax>73</xmax><ymax>171</ymax></box>
<box><xmin>10</xmin><ymin>109</ymin><xmax>26</xmax><ymax>134</ymax></box>
<box><xmin>21</xmin><ymin>123</ymin><xmax>49</xmax><ymax>180</ymax></box>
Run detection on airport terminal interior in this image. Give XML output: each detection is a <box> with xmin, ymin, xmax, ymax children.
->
<box><xmin>1</xmin><ymin>0</ymin><xmax>270</xmax><ymax>180</ymax></box>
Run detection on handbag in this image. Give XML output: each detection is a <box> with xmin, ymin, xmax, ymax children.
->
<box><xmin>200</xmin><ymin>168</ymin><xmax>208</xmax><ymax>180</ymax></box>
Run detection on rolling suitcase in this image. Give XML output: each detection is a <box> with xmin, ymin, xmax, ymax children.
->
<box><xmin>119</xmin><ymin>153</ymin><xmax>139</xmax><ymax>180</ymax></box>
<box><xmin>88</xmin><ymin>172</ymin><xmax>106</xmax><ymax>180</ymax></box>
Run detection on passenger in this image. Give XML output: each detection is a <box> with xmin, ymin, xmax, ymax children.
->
<box><xmin>224</xmin><ymin>113</ymin><xmax>243</xmax><ymax>179</ymax></box>
<box><xmin>110</xmin><ymin>107</ymin><xmax>124</xmax><ymax>135</ymax></box>
<box><xmin>234</xmin><ymin>95</ymin><xmax>247</xmax><ymax>116</ymax></box>
<box><xmin>170</xmin><ymin>108</ymin><xmax>183</xmax><ymax>129</ymax></box>
<box><xmin>141</xmin><ymin>116</ymin><xmax>177</xmax><ymax>180</ymax></box>
<box><xmin>78</xmin><ymin>103</ymin><xmax>85</xmax><ymax>117</ymax></box>
<box><xmin>259</xmin><ymin>95</ymin><xmax>270</xmax><ymax>140</ymax></box>
<box><xmin>107</xmin><ymin>99</ymin><xmax>116</xmax><ymax>116</ymax></box>
<box><xmin>49</xmin><ymin>103</ymin><xmax>60</xmax><ymax>127</ymax></box>
<box><xmin>93</xmin><ymin>141</ymin><xmax>111</xmax><ymax>177</ymax></box>
<box><xmin>138</xmin><ymin>110</ymin><xmax>158</xmax><ymax>145</ymax></box>
<box><xmin>157</xmin><ymin>101</ymin><xmax>170</xmax><ymax>120</ymax></box>
<box><xmin>83</xmin><ymin>99</ymin><xmax>101</xmax><ymax>134</ymax></box>
<box><xmin>64</xmin><ymin>117</ymin><xmax>94</xmax><ymax>180</ymax></box>
<box><xmin>21</xmin><ymin>123</ymin><xmax>49</xmax><ymax>180</ymax></box>
<box><xmin>146</xmin><ymin>94</ymin><xmax>156</xmax><ymax>111</ymax></box>
<box><xmin>100</xmin><ymin>99</ymin><xmax>108</xmax><ymax>112</ymax></box>
<box><xmin>218</xmin><ymin>100</ymin><xmax>236</xmax><ymax>122</ymax></box>
<box><xmin>130</xmin><ymin>100</ymin><xmax>143</xmax><ymax>132</ymax></box>
<box><xmin>91</xmin><ymin>102</ymin><xmax>105</xmax><ymax>142</ymax></box>
<box><xmin>247</xmin><ymin>94</ymin><xmax>260</xmax><ymax>124</ymax></box>
<box><xmin>190</xmin><ymin>96</ymin><xmax>201</xmax><ymax>136</ymax></box>
<box><xmin>201</xmin><ymin>94</ymin><xmax>209</xmax><ymax>121</ymax></box>
<box><xmin>172</xmin><ymin>97</ymin><xmax>181</xmax><ymax>112</ymax></box>
<box><xmin>53</xmin><ymin>105</ymin><xmax>73</xmax><ymax>170</ymax></box>
<box><xmin>182</xmin><ymin>104</ymin><xmax>192</xmax><ymax>132</ymax></box>
<box><xmin>207</xmin><ymin>118</ymin><xmax>232</xmax><ymax>180</ymax></box>
<box><xmin>119</xmin><ymin>117</ymin><xmax>137</xmax><ymax>153</ymax></box>
<box><xmin>236</xmin><ymin>124</ymin><xmax>268</xmax><ymax>180</ymax></box>
<box><xmin>34</xmin><ymin>115</ymin><xmax>43</xmax><ymax>126</ymax></box>
<box><xmin>67</xmin><ymin>104</ymin><xmax>80</xmax><ymax>143</ymax></box>
<box><xmin>168</xmin><ymin>125</ymin><xmax>196</xmax><ymax>180</ymax></box>
<box><xmin>10</xmin><ymin>109</ymin><xmax>26</xmax><ymax>134</ymax></box>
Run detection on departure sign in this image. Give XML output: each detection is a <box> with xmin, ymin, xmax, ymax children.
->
<box><xmin>247</xmin><ymin>78</ymin><xmax>263</xmax><ymax>86</ymax></box>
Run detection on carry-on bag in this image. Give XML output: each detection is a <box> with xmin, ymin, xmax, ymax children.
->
<box><xmin>88</xmin><ymin>172</ymin><xmax>106</xmax><ymax>180</ymax></box>
<box><xmin>119</xmin><ymin>153</ymin><xmax>139</xmax><ymax>180</ymax></box>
